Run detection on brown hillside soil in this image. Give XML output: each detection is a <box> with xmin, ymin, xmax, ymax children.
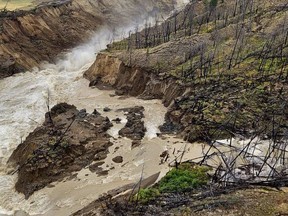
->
<box><xmin>0</xmin><ymin>0</ymin><xmax>177</xmax><ymax>78</ymax></box>
<box><xmin>80</xmin><ymin>1</ymin><xmax>288</xmax><ymax>214</ymax></box>
<box><xmin>186</xmin><ymin>188</ymin><xmax>288</xmax><ymax>216</ymax></box>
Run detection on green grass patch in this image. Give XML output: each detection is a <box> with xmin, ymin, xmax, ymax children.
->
<box><xmin>134</xmin><ymin>188</ymin><xmax>160</xmax><ymax>203</ymax></box>
<box><xmin>135</xmin><ymin>164</ymin><xmax>210</xmax><ymax>203</ymax></box>
<box><xmin>158</xmin><ymin>164</ymin><xmax>210</xmax><ymax>193</ymax></box>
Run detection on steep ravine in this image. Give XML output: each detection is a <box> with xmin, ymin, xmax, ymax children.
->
<box><xmin>85</xmin><ymin>0</ymin><xmax>288</xmax><ymax>144</ymax></box>
<box><xmin>75</xmin><ymin>0</ymin><xmax>288</xmax><ymax>213</ymax></box>
<box><xmin>0</xmin><ymin>0</ymin><xmax>180</xmax><ymax>79</ymax></box>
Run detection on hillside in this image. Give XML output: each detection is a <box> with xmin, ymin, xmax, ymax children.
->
<box><xmin>86</xmin><ymin>0</ymin><xmax>288</xmax><ymax>144</ymax></box>
<box><xmin>81</xmin><ymin>0</ymin><xmax>288</xmax><ymax>214</ymax></box>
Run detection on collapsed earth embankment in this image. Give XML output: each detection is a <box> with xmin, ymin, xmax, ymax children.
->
<box><xmin>0</xmin><ymin>0</ymin><xmax>180</xmax><ymax>78</ymax></box>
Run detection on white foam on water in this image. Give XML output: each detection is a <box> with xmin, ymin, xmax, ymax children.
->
<box><xmin>0</xmin><ymin>26</ymin><xmax>134</xmax><ymax>215</ymax></box>
<box><xmin>0</xmin><ymin>1</ymin><xmax>192</xmax><ymax>214</ymax></box>
<box><xmin>0</xmin><ymin>25</ymin><xmax>167</xmax><ymax>216</ymax></box>
<box><xmin>215</xmin><ymin>137</ymin><xmax>288</xmax><ymax>180</ymax></box>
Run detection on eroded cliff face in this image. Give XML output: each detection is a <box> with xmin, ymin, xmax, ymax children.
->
<box><xmin>84</xmin><ymin>52</ymin><xmax>185</xmax><ymax>107</ymax></box>
<box><xmin>0</xmin><ymin>0</ymin><xmax>178</xmax><ymax>79</ymax></box>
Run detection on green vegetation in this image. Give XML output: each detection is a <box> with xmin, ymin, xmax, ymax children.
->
<box><xmin>209</xmin><ymin>0</ymin><xmax>218</xmax><ymax>8</ymax></box>
<box><xmin>135</xmin><ymin>164</ymin><xmax>210</xmax><ymax>203</ymax></box>
<box><xmin>134</xmin><ymin>188</ymin><xmax>160</xmax><ymax>203</ymax></box>
<box><xmin>158</xmin><ymin>164</ymin><xmax>210</xmax><ymax>193</ymax></box>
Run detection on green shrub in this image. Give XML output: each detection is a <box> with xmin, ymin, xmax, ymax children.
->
<box><xmin>210</xmin><ymin>0</ymin><xmax>218</xmax><ymax>7</ymax></box>
<box><xmin>134</xmin><ymin>164</ymin><xmax>210</xmax><ymax>203</ymax></box>
<box><xmin>158</xmin><ymin>164</ymin><xmax>210</xmax><ymax>193</ymax></box>
<box><xmin>134</xmin><ymin>188</ymin><xmax>160</xmax><ymax>203</ymax></box>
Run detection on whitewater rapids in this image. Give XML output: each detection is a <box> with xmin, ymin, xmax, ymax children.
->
<box><xmin>0</xmin><ymin>1</ymin><xmax>192</xmax><ymax>215</ymax></box>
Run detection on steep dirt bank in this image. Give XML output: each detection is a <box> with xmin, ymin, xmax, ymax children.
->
<box><xmin>84</xmin><ymin>52</ymin><xmax>186</xmax><ymax>108</ymax></box>
<box><xmin>0</xmin><ymin>0</ymin><xmax>178</xmax><ymax>79</ymax></box>
<box><xmin>8</xmin><ymin>103</ymin><xmax>113</xmax><ymax>198</ymax></box>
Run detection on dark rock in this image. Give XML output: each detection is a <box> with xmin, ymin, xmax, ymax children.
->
<box><xmin>50</xmin><ymin>103</ymin><xmax>76</xmax><ymax>116</ymax></box>
<box><xmin>112</xmin><ymin>118</ymin><xmax>122</xmax><ymax>123</ymax></box>
<box><xmin>97</xmin><ymin>170</ymin><xmax>109</xmax><ymax>176</ymax></box>
<box><xmin>8</xmin><ymin>104</ymin><xmax>113</xmax><ymax>198</ymax></box>
<box><xmin>94</xmin><ymin>151</ymin><xmax>108</xmax><ymax>161</ymax></box>
<box><xmin>118</xmin><ymin>106</ymin><xmax>146</xmax><ymax>140</ymax></box>
<box><xmin>119</xmin><ymin>127</ymin><xmax>133</xmax><ymax>135</ymax></box>
<box><xmin>78</xmin><ymin>109</ymin><xmax>87</xmax><ymax>118</ymax></box>
<box><xmin>131</xmin><ymin>140</ymin><xmax>141</xmax><ymax>148</ymax></box>
<box><xmin>115</xmin><ymin>89</ymin><xmax>126</xmax><ymax>96</ymax></box>
<box><xmin>0</xmin><ymin>55</ymin><xmax>25</xmax><ymax>79</ymax></box>
<box><xmin>92</xmin><ymin>109</ymin><xmax>101</xmax><ymax>116</ymax></box>
<box><xmin>114</xmin><ymin>146</ymin><xmax>120</xmax><ymax>153</ymax></box>
<box><xmin>160</xmin><ymin>150</ymin><xmax>169</xmax><ymax>158</ymax></box>
<box><xmin>89</xmin><ymin>77</ymin><xmax>113</xmax><ymax>90</ymax></box>
<box><xmin>89</xmin><ymin>77</ymin><xmax>102</xmax><ymax>87</ymax></box>
<box><xmin>89</xmin><ymin>161</ymin><xmax>105</xmax><ymax>173</ymax></box>
<box><xmin>103</xmin><ymin>107</ymin><xmax>112</xmax><ymax>112</ymax></box>
<box><xmin>112</xmin><ymin>156</ymin><xmax>123</xmax><ymax>164</ymax></box>
<box><xmin>159</xmin><ymin>121</ymin><xmax>182</xmax><ymax>134</ymax></box>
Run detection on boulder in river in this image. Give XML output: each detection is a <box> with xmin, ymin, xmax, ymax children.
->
<box><xmin>8</xmin><ymin>103</ymin><xmax>113</xmax><ymax>198</ymax></box>
<box><xmin>118</xmin><ymin>106</ymin><xmax>146</xmax><ymax>140</ymax></box>
<box><xmin>112</xmin><ymin>156</ymin><xmax>124</xmax><ymax>164</ymax></box>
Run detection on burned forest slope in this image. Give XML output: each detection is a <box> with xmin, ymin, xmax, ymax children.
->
<box><xmin>85</xmin><ymin>0</ymin><xmax>288</xmax><ymax>143</ymax></box>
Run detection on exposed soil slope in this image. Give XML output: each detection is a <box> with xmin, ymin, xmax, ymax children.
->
<box><xmin>0</xmin><ymin>0</ymin><xmax>178</xmax><ymax>78</ymax></box>
<box><xmin>80</xmin><ymin>2</ymin><xmax>288</xmax><ymax>213</ymax></box>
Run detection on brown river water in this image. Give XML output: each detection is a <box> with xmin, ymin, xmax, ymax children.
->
<box><xmin>0</xmin><ymin>1</ymin><xmax>194</xmax><ymax>214</ymax></box>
